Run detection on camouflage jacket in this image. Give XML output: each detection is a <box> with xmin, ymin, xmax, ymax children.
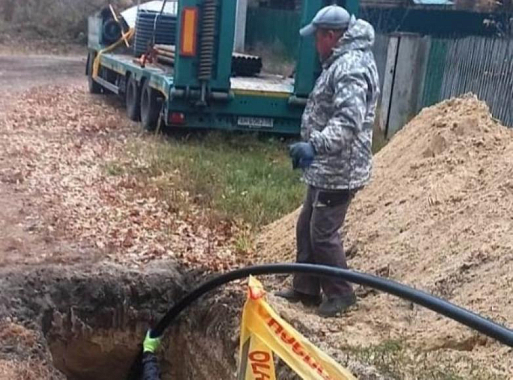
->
<box><xmin>301</xmin><ymin>17</ymin><xmax>380</xmax><ymax>190</ymax></box>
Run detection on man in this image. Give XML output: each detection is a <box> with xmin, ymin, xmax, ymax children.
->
<box><xmin>277</xmin><ymin>5</ymin><xmax>379</xmax><ymax>317</ymax></box>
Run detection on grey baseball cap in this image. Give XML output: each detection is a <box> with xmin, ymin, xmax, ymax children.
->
<box><xmin>299</xmin><ymin>5</ymin><xmax>351</xmax><ymax>37</ymax></box>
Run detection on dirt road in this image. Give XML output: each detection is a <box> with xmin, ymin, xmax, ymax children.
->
<box><xmin>0</xmin><ymin>55</ymin><xmax>85</xmax><ymax>94</ymax></box>
<box><xmin>0</xmin><ymin>55</ymin><xmax>87</xmax><ymax>266</ymax></box>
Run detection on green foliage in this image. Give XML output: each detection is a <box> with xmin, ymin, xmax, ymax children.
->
<box><xmin>0</xmin><ymin>0</ymin><xmax>136</xmax><ymax>39</ymax></box>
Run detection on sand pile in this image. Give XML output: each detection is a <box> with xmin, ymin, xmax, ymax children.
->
<box><xmin>257</xmin><ymin>95</ymin><xmax>513</xmax><ymax>377</ymax></box>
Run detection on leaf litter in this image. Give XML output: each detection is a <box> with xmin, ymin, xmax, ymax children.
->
<box><xmin>0</xmin><ymin>85</ymin><xmax>244</xmax><ymax>271</ymax></box>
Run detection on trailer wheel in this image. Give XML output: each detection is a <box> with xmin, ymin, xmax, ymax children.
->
<box><xmin>87</xmin><ymin>52</ymin><xmax>102</xmax><ymax>94</ymax></box>
<box><xmin>126</xmin><ymin>76</ymin><xmax>141</xmax><ymax>121</ymax></box>
<box><xmin>140</xmin><ymin>81</ymin><xmax>161</xmax><ymax>132</ymax></box>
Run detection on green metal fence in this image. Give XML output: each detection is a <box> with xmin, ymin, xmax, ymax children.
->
<box><xmin>421</xmin><ymin>39</ymin><xmax>448</xmax><ymax>109</ymax></box>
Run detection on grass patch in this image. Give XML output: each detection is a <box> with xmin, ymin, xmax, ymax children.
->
<box><xmin>104</xmin><ymin>161</ymin><xmax>125</xmax><ymax>176</ymax></box>
<box><xmin>128</xmin><ymin>132</ymin><xmax>304</xmax><ymax>229</ymax></box>
<box><xmin>346</xmin><ymin>340</ymin><xmax>501</xmax><ymax>379</ymax></box>
<box><xmin>108</xmin><ymin>125</ymin><xmax>388</xmax><ymax>232</ymax></box>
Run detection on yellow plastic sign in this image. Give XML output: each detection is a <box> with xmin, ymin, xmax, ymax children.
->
<box><xmin>238</xmin><ymin>277</ymin><xmax>356</xmax><ymax>380</ymax></box>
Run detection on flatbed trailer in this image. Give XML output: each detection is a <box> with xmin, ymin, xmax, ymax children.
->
<box><xmin>86</xmin><ymin>0</ymin><xmax>359</xmax><ymax>134</ymax></box>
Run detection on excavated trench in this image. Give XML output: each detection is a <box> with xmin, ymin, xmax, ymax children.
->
<box><xmin>0</xmin><ymin>262</ymin><xmax>242</xmax><ymax>380</ymax></box>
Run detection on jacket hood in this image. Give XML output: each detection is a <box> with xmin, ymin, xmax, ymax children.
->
<box><xmin>324</xmin><ymin>17</ymin><xmax>375</xmax><ymax>67</ymax></box>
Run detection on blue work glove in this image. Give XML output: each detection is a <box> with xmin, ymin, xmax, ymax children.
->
<box><xmin>289</xmin><ymin>142</ymin><xmax>315</xmax><ymax>169</ymax></box>
<box><xmin>143</xmin><ymin>330</ymin><xmax>162</xmax><ymax>353</ymax></box>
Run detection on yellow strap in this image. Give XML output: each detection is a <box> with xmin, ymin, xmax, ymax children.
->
<box><xmin>109</xmin><ymin>5</ymin><xmax>130</xmax><ymax>47</ymax></box>
<box><xmin>93</xmin><ymin>28</ymin><xmax>135</xmax><ymax>79</ymax></box>
<box><xmin>109</xmin><ymin>4</ymin><xmax>119</xmax><ymax>22</ymax></box>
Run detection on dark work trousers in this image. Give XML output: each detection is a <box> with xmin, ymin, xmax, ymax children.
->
<box><xmin>293</xmin><ymin>186</ymin><xmax>356</xmax><ymax>298</ymax></box>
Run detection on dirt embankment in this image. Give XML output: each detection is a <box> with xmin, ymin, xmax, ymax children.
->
<box><xmin>257</xmin><ymin>94</ymin><xmax>513</xmax><ymax>377</ymax></box>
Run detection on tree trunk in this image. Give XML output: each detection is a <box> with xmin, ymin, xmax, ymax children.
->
<box><xmin>2</xmin><ymin>0</ymin><xmax>16</xmax><ymax>22</ymax></box>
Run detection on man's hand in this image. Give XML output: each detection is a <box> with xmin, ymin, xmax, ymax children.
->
<box><xmin>289</xmin><ymin>142</ymin><xmax>315</xmax><ymax>169</ymax></box>
<box><xmin>143</xmin><ymin>330</ymin><xmax>162</xmax><ymax>354</ymax></box>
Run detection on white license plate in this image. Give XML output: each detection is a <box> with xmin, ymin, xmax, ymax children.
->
<box><xmin>237</xmin><ymin>116</ymin><xmax>274</xmax><ymax>129</ymax></box>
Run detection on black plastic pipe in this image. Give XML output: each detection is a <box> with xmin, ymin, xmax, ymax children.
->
<box><xmin>128</xmin><ymin>264</ymin><xmax>513</xmax><ymax>380</ymax></box>
<box><xmin>152</xmin><ymin>264</ymin><xmax>513</xmax><ymax>346</ymax></box>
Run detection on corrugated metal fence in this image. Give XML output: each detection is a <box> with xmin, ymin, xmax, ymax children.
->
<box><xmin>373</xmin><ymin>34</ymin><xmax>390</xmax><ymax>92</ymax></box>
<box><xmin>384</xmin><ymin>34</ymin><xmax>513</xmax><ymax>135</ymax></box>
<box><xmin>421</xmin><ymin>36</ymin><xmax>513</xmax><ymax>127</ymax></box>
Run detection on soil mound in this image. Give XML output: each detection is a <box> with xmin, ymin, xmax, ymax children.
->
<box><xmin>257</xmin><ymin>95</ymin><xmax>513</xmax><ymax>377</ymax></box>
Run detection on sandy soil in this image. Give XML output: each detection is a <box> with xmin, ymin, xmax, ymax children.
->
<box><xmin>257</xmin><ymin>95</ymin><xmax>513</xmax><ymax>378</ymax></box>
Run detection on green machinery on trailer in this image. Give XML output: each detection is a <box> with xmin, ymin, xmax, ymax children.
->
<box><xmin>86</xmin><ymin>0</ymin><xmax>359</xmax><ymax>134</ymax></box>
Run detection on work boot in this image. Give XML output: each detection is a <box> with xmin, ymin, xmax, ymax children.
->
<box><xmin>317</xmin><ymin>293</ymin><xmax>357</xmax><ymax>318</ymax></box>
<box><xmin>275</xmin><ymin>289</ymin><xmax>322</xmax><ymax>307</ymax></box>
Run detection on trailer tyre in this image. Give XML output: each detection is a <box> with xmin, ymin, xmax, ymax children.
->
<box><xmin>87</xmin><ymin>52</ymin><xmax>102</xmax><ymax>94</ymax></box>
<box><xmin>126</xmin><ymin>76</ymin><xmax>141</xmax><ymax>121</ymax></box>
<box><xmin>140</xmin><ymin>81</ymin><xmax>161</xmax><ymax>132</ymax></box>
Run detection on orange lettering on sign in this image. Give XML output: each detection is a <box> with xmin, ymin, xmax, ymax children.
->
<box><xmin>292</xmin><ymin>341</ymin><xmax>304</xmax><ymax>356</ymax></box>
<box><xmin>266</xmin><ymin>316</ymin><xmax>332</xmax><ymax>378</ymax></box>
<box><xmin>280</xmin><ymin>330</ymin><xmax>296</xmax><ymax>345</ymax></box>
<box><xmin>249</xmin><ymin>350</ymin><xmax>272</xmax><ymax>380</ymax></box>
<box><xmin>267</xmin><ymin>317</ymin><xmax>283</xmax><ymax>334</ymax></box>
